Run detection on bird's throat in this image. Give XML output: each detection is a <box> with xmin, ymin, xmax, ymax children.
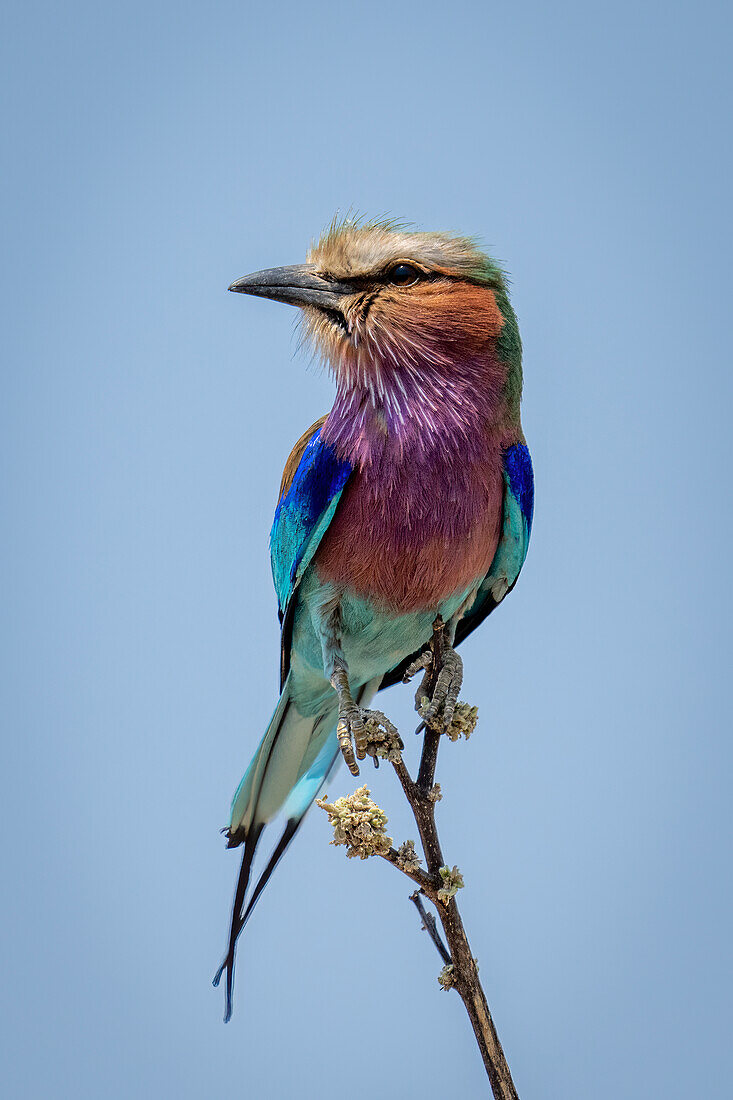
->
<box><xmin>322</xmin><ymin>354</ymin><xmax>504</xmax><ymax>474</ymax></box>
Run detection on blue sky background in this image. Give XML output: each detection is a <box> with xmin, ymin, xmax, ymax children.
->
<box><xmin>2</xmin><ymin>2</ymin><xmax>731</xmax><ymax>1096</ymax></box>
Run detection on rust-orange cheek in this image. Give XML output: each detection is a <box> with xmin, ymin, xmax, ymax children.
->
<box><xmin>362</xmin><ymin>284</ymin><xmax>505</xmax><ymax>361</ymax></box>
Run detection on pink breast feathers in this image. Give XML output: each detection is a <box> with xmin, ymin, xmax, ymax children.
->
<box><xmin>315</xmin><ymin>447</ymin><xmax>504</xmax><ymax>614</ymax></box>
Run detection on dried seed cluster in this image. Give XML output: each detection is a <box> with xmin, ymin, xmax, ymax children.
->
<box><xmin>316</xmin><ymin>786</ymin><xmax>392</xmax><ymax>859</ymax></box>
<box><xmin>445</xmin><ymin>702</ymin><xmax>478</xmax><ymax>742</ymax></box>
<box><xmin>363</xmin><ymin>710</ymin><xmax>404</xmax><ymax>763</ymax></box>
<box><xmin>418</xmin><ymin>698</ymin><xmax>478</xmax><ymax>740</ymax></box>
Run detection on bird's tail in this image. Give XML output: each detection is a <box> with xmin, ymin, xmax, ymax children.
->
<box><xmin>213</xmin><ymin>675</ymin><xmax>379</xmax><ymax>1021</ymax></box>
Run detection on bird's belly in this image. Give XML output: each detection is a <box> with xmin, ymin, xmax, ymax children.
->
<box><xmin>315</xmin><ymin>494</ymin><xmax>501</xmax><ymax>614</ymax></box>
<box><xmin>337</xmin><ymin>586</ymin><xmax>473</xmax><ymax>675</ymax></box>
<box><xmin>288</xmin><ymin>576</ymin><xmax>478</xmax><ymax>718</ymax></box>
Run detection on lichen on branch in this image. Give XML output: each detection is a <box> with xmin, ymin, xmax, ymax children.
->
<box><xmin>395</xmin><ymin>840</ymin><xmax>422</xmax><ymax>873</ymax></box>
<box><xmin>437</xmin><ymin>864</ymin><xmax>465</xmax><ymax>904</ymax></box>
<box><xmin>438</xmin><ymin>963</ymin><xmax>457</xmax><ymax>991</ymax></box>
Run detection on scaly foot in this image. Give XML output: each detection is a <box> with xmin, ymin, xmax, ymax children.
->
<box><xmin>404</xmin><ymin>634</ymin><xmax>464</xmax><ymax>733</ymax></box>
<box><xmin>403</xmin><ymin>648</ymin><xmax>433</xmax><ymax>711</ymax></box>
<box><xmin>421</xmin><ymin>647</ymin><xmax>463</xmax><ymax>731</ymax></box>
<box><xmin>330</xmin><ymin>663</ymin><xmax>390</xmax><ymax>776</ymax></box>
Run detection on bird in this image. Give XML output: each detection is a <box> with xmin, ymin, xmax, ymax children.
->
<box><xmin>214</xmin><ymin>217</ymin><xmax>534</xmax><ymax>1020</ymax></box>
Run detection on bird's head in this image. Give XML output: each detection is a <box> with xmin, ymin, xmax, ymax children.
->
<box><xmin>230</xmin><ymin>218</ymin><xmax>522</xmax><ymax>443</ymax></box>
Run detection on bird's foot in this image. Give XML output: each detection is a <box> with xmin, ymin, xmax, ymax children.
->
<box><xmin>410</xmin><ymin>643</ymin><xmax>464</xmax><ymax>734</ymax></box>
<box><xmin>335</xmin><ymin>702</ymin><xmax>401</xmax><ymax>776</ymax></box>
<box><xmin>331</xmin><ymin>664</ymin><xmax>398</xmax><ymax>776</ymax></box>
<box><xmin>403</xmin><ymin>648</ymin><xmax>433</xmax><ymax>710</ymax></box>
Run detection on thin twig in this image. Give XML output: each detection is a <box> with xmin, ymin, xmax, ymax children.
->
<box><xmin>410</xmin><ymin>889</ymin><xmax>451</xmax><ymax>965</ymax></box>
<box><xmin>415</xmin><ymin>617</ymin><xmax>445</xmax><ymax>793</ymax></box>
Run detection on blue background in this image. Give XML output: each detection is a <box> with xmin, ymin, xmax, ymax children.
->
<box><xmin>3</xmin><ymin>2</ymin><xmax>731</xmax><ymax>1096</ymax></box>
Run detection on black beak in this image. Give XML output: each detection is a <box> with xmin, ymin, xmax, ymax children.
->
<box><xmin>228</xmin><ymin>264</ymin><xmax>351</xmax><ymax>311</ymax></box>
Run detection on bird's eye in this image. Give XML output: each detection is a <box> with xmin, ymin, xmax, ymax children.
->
<box><xmin>388</xmin><ymin>263</ymin><xmax>421</xmax><ymax>287</ymax></box>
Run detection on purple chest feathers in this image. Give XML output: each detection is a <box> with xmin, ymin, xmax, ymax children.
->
<box><xmin>315</xmin><ymin>435</ymin><xmax>504</xmax><ymax>614</ymax></box>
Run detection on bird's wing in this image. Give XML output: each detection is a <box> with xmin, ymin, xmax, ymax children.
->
<box><xmin>379</xmin><ymin>441</ymin><xmax>534</xmax><ymax>689</ymax></box>
<box><xmin>453</xmin><ymin>440</ymin><xmax>534</xmax><ymax>645</ymax></box>
<box><xmin>270</xmin><ymin>416</ymin><xmax>353</xmax><ymax>688</ymax></box>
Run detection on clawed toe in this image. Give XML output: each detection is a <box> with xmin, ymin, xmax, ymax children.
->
<box><xmin>336</xmin><ymin>706</ymin><xmax>365</xmax><ymax>776</ymax></box>
<box><xmin>403</xmin><ymin>649</ymin><xmax>433</xmax><ymax>711</ymax></box>
<box><xmin>403</xmin><ymin>648</ymin><xmax>432</xmax><ymax>683</ymax></box>
<box><xmin>336</xmin><ymin>705</ymin><xmax>402</xmax><ymax>776</ymax></box>
<box><xmin>419</xmin><ymin>649</ymin><xmax>464</xmax><ymax>733</ymax></box>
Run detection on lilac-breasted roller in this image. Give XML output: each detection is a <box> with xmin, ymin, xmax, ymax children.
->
<box><xmin>214</xmin><ymin>219</ymin><xmax>533</xmax><ymax>1019</ymax></box>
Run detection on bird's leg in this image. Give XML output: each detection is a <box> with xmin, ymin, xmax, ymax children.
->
<box><xmin>404</xmin><ymin>616</ymin><xmax>463</xmax><ymax>733</ymax></box>
<box><xmin>330</xmin><ymin>659</ymin><xmax>366</xmax><ymax>777</ymax></box>
<box><xmin>319</xmin><ymin>597</ymin><xmax>394</xmax><ymax>776</ymax></box>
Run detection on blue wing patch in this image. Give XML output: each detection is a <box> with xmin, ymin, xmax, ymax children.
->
<box><xmin>481</xmin><ymin>441</ymin><xmax>534</xmax><ymax>603</ymax></box>
<box><xmin>270</xmin><ymin>428</ymin><xmax>352</xmax><ymax>618</ymax></box>
<box><xmin>503</xmin><ymin>442</ymin><xmax>534</xmax><ymax>534</ymax></box>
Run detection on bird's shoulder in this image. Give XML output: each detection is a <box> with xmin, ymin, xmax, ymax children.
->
<box><xmin>277</xmin><ymin>415</ymin><xmax>329</xmax><ymax>503</ymax></box>
<box><xmin>270</xmin><ymin>416</ymin><xmax>352</xmax><ymax>621</ymax></box>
